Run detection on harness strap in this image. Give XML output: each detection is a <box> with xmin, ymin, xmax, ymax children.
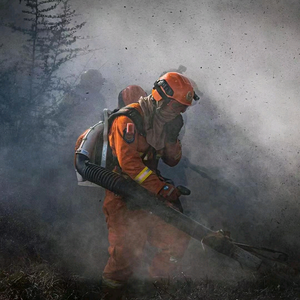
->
<box><xmin>108</xmin><ymin>107</ymin><xmax>145</xmax><ymax>136</ymax></box>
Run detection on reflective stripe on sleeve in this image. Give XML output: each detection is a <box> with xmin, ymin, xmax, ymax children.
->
<box><xmin>174</xmin><ymin>150</ymin><xmax>182</xmax><ymax>160</ymax></box>
<box><xmin>134</xmin><ymin>167</ymin><xmax>153</xmax><ymax>184</ymax></box>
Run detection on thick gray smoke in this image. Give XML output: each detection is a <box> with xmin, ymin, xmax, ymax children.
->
<box><xmin>1</xmin><ymin>0</ymin><xmax>300</xmax><ymax>283</ymax></box>
<box><xmin>71</xmin><ymin>0</ymin><xmax>300</xmax><ymax>251</ymax></box>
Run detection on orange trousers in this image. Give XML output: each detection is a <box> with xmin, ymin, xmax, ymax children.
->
<box><xmin>102</xmin><ymin>190</ymin><xmax>190</xmax><ymax>282</ymax></box>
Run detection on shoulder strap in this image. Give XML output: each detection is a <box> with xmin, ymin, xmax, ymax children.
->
<box><xmin>108</xmin><ymin>107</ymin><xmax>145</xmax><ymax>136</ymax></box>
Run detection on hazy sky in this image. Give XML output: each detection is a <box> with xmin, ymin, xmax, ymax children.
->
<box><xmin>65</xmin><ymin>0</ymin><xmax>300</xmax><ymax>188</ymax></box>
<box><xmin>68</xmin><ymin>0</ymin><xmax>300</xmax><ymax>156</ymax></box>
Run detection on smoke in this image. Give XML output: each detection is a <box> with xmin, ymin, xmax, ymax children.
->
<box><xmin>1</xmin><ymin>0</ymin><xmax>300</xmax><ymax>283</ymax></box>
<box><xmin>70</xmin><ymin>0</ymin><xmax>300</xmax><ymax>275</ymax></box>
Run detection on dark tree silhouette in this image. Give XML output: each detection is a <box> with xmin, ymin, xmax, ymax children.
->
<box><xmin>0</xmin><ymin>0</ymin><xmax>90</xmax><ymax>144</ymax></box>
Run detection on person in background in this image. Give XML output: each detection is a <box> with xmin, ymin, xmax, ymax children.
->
<box><xmin>57</xmin><ymin>69</ymin><xmax>106</xmax><ymax>134</ymax></box>
<box><xmin>57</xmin><ymin>69</ymin><xmax>106</xmax><ymax>216</ymax></box>
<box><xmin>101</xmin><ymin>72</ymin><xmax>200</xmax><ymax>299</ymax></box>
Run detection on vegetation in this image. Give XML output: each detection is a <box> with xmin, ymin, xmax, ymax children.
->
<box><xmin>0</xmin><ymin>0</ymin><xmax>90</xmax><ymax>145</ymax></box>
<box><xmin>0</xmin><ymin>205</ymin><xmax>299</xmax><ymax>300</ymax></box>
<box><xmin>1</xmin><ymin>261</ymin><xmax>300</xmax><ymax>299</ymax></box>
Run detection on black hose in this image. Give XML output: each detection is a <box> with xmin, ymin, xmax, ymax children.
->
<box><xmin>75</xmin><ymin>153</ymin><xmax>132</xmax><ymax>195</ymax></box>
<box><xmin>75</xmin><ymin>153</ymin><xmax>209</xmax><ymax>239</ymax></box>
<box><xmin>76</xmin><ymin>154</ymin><xmax>281</xmax><ymax>270</ymax></box>
<box><xmin>75</xmin><ymin>153</ymin><xmax>264</xmax><ymax>269</ymax></box>
<box><xmin>75</xmin><ymin>153</ymin><xmax>154</xmax><ymax>202</ymax></box>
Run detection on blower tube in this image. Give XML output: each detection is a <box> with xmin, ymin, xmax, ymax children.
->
<box><xmin>75</xmin><ymin>153</ymin><xmax>262</xmax><ymax>270</ymax></box>
<box><xmin>75</xmin><ymin>152</ymin><xmax>209</xmax><ymax>238</ymax></box>
<box><xmin>75</xmin><ymin>153</ymin><xmax>150</xmax><ymax>200</ymax></box>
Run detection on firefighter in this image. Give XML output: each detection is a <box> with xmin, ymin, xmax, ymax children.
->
<box><xmin>101</xmin><ymin>72</ymin><xmax>199</xmax><ymax>299</ymax></box>
<box><xmin>158</xmin><ymin>66</ymin><xmax>203</xmax><ymax>190</ymax></box>
<box><xmin>57</xmin><ymin>69</ymin><xmax>105</xmax><ymax>129</ymax></box>
<box><xmin>56</xmin><ymin>69</ymin><xmax>106</xmax><ymax>219</ymax></box>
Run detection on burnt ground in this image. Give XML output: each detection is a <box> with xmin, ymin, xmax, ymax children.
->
<box><xmin>1</xmin><ymin>210</ymin><xmax>300</xmax><ymax>300</ymax></box>
<box><xmin>1</xmin><ymin>260</ymin><xmax>300</xmax><ymax>300</ymax></box>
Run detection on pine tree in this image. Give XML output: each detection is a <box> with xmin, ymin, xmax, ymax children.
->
<box><xmin>1</xmin><ymin>0</ymin><xmax>89</xmax><ymax>144</ymax></box>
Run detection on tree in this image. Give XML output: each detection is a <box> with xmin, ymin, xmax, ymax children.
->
<box><xmin>0</xmin><ymin>0</ymin><xmax>90</xmax><ymax>144</ymax></box>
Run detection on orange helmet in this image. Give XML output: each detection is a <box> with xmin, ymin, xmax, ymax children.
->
<box><xmin>152</xmin><ymin>72</ymin><xmax>199</xmax><ymax>106</ymax></box>
<box><xmin>118</xmin><ymin>85</ymin><xmax>147</xmax><ymax>108</ymax></box>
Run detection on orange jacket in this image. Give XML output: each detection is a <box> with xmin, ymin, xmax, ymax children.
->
<box><xmin>108</xmin><ymin>103</ymin><xmax>182</xmax><ymax>195</ymax></box>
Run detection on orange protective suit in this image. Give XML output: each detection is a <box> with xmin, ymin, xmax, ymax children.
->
<box><xmin>102</xmin><ymin>103</ymin><xmax>190</xmax><ymax>284</ymax></box>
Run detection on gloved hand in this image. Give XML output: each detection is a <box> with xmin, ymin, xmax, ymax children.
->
<box><xmin>164</xmin><ymin>114</ymin><xmax>184</xmax><ymax>143</ymax></box>
<box><xmin>158</xmin><ymin>183</ymin><xmax>183</xmax><ymax>212</ymax></box>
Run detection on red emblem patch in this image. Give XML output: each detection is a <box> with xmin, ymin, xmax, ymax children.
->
<box><xmin>123</xmin><ymin>123</ymin><xmax>135</xmax><ymax>143</ymax></box>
